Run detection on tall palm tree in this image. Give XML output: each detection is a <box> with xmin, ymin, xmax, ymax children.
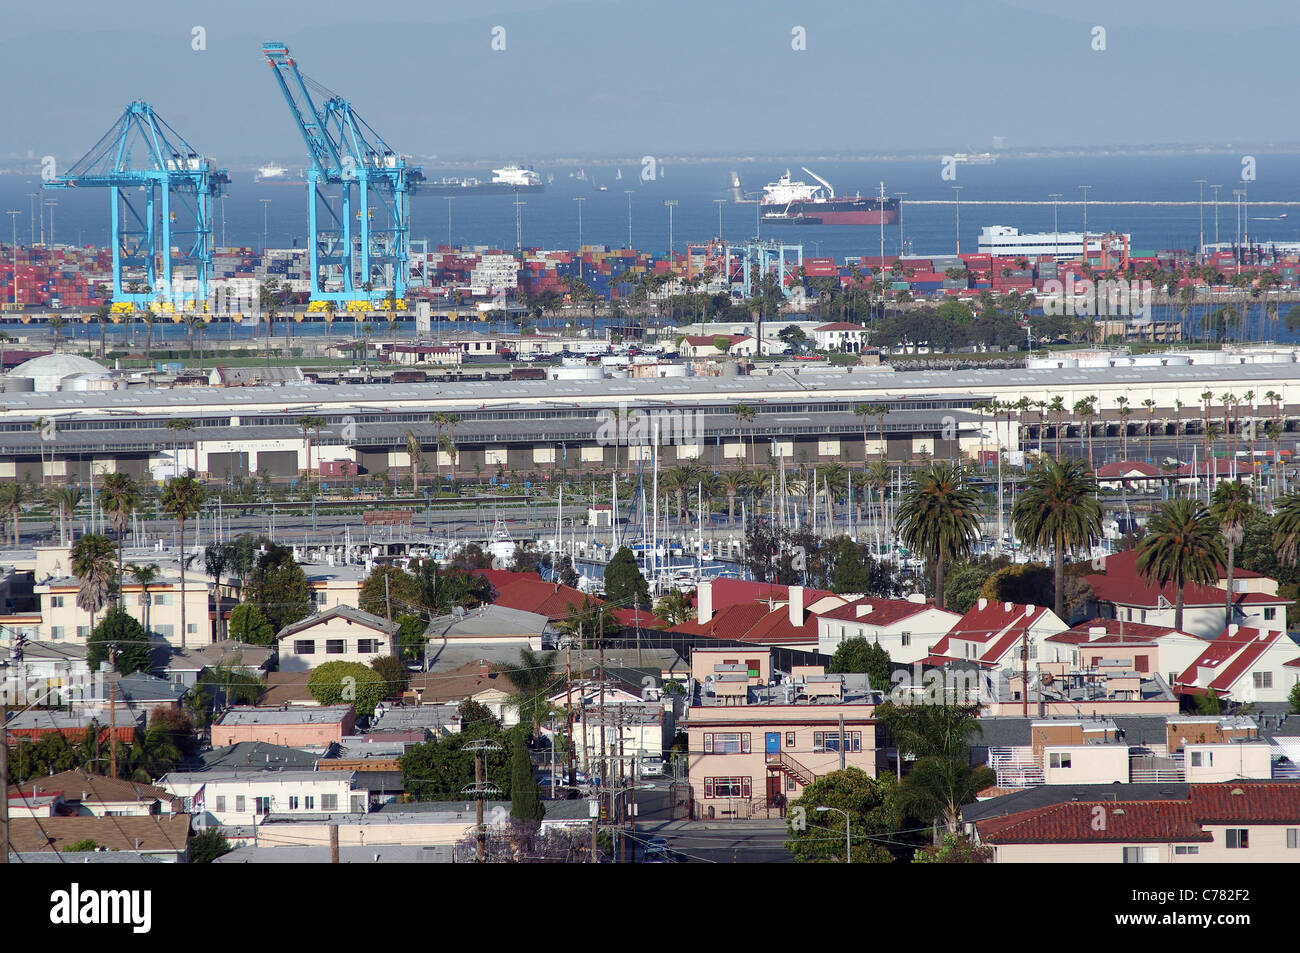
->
<box><xmin>1210</xmin><ymin>482</ymin><xmax>1254</xmax><ymax>630</ymax></box>
<box><xmin>71</xmin><ymin>533</ymin><xmax>117</xmax><ymax>636</ymax></box>
<box><xmin>0</xmin><ymin>482</ymin><xmax>29</xmax><ymax>547</ymax></box>
<box><xmin>734</xmin><ymin>403</ymin><xmax>758</xmax><ymax>467</ymax></box>
<box><xmin>1011</xmin><ymin>456</ymin><xmax>1102</xmax><ymax>620</ymax></box>
<box><xmin>1136</xmin><ymin>498</ymin><xmax>1226</xmax><ymax>633</ymax></box>
<box><xmin>1142</xmin><ymin>398</ymin><xmax>1158</xmax><ymax>460</ymax></box>
<box><xmin>125</xmin><ymin>562</ymin><xmax>161</xmax><ymax>635</ymax></box>
<box><xmin>94</xmin><ymin>304</ymin><xmax>112</xmax><ymax>359</ymax></box>
<box><xmin>406</xmin><ymin>429</ymin><xmax>423</xmax><ymax>492</ymax></box>
<box><xmin>99</xmin><ymin>472</ymin><xmax>139</xmax><ymax>603</ymax></box>
<box><xmin>1072</xmin><ymin>397</ymin><xmax>1097</xmax><ymax>464</ymax></box>
<box><xmin>138</xmin><ymin>306</ymin><xmax>157</xmax><ymax>367</ymax></box>
<box><xmin>442</xmin><ymin>414</ymin><xmax>460</xmax><ymax>483</ymax></box>
<box><xmin>896</xmin><ymin>462</ymin><xmax>983</xmax><ymax>609</ymax></box>
<box><xmin>719</xmin><ymin>469</ymin><xmax>749</xmax><ymax>524</ymax></box>
<box><xmin>497</xmin><ymin>648</ymin><xmax>562</xmax><ymax>739</ymax></box>
<box><xmin>160</xmin><ymin>475</ymin><xmax>205</xmax><ymax>649</ymax></box>
<box><xmin>46</xmin><ymin>486</ymin><xmax>83</xmax><ymax>546</ymax></box>
<box><xmin>1048</xmin><ymin>396</ymin><xmax>1066</xmax><ymax>457</ymax></box>
<box><xmin>297</xmin><ymin>415</ymin><xmax>326</xmax><ymax>481</ymax></box>
<box><xmin>166</xmin><ymin>418</ymin><xmax>196</xmax><ymax>477</ymax></box>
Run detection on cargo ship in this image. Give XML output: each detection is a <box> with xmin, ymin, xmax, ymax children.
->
<box><xmin>423</xmin><ymin>164</ymin><xmax>545</xmax><ymax>196</ymax></box>
<box><xmin>760</xmin><ymin>169</ymin><xmax>899</xmax><ymax>225</ymax></box>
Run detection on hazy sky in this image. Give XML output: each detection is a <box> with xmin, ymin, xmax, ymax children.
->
<box><xmin>6</xmin><ymin>0</ymin><xmax>1300</xmax><ymax>165</ymax></box>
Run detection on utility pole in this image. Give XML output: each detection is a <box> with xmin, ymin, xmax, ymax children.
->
<box><xmin>1</xmin><ymin>702</ymin><xmax>8</xmax><ymax>865</ymax></box>
<box><xmin>1194</xmin><ymin>179</ymin><xmax>1206</xmax><ymax>257</ymax></box>
<box><xmin>664</xmin><ymin>200</ymin><xmax>678</xmax><ymax>260</ymax></box>
<box><xmin>566</xmin><ymin>641</ymin><xmax>576</xmax><ymax>792</ymax></box>
<box><xmin>624</xmin><ymin>191</ymin><xmax>634</xmax><ymax>249</ymax></box>
<box><xmin>952</xmin><ymin>186</ymin><xmax>963</xmax><ymax>253</ymax></box>
<box><xmin>329</xmin><ymin>823</ymin><xmax>339</xmax><ymax>864</ymax></box>
<box><xmin>109</xmin><ymin>677</ymin><xmax>118</xmax><ymax>778</ymax></box>
<box><xmin>463</xmin><ymin>739</ymin><xmax>501</xmax><ymax>863</ymax></box>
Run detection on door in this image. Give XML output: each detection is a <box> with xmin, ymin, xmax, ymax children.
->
<box><xmin>766</xmin><ymin>774</ymin><xmax>782</xmax><ymax>807</ymax></box>
<box><xmin>765</xmin><ymin>732</ymin><xmax>781</xmax><ymax>757</ymax></box>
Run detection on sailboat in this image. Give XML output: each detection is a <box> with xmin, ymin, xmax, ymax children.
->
<box><xmin>615</xmin><ymin>168</ymin><xmax>622</xmax><ymax>181</ymax></box>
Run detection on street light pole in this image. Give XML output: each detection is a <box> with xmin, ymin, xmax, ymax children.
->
<box><xmin>895</xmin><ymin>193</ymin><xmax>907</xmax><ymax>256</ymax></box>
<box><xmin>260</xmin><ymin>198</ymin><xmax>272</xmax><ymax>252</ymax></box>
<box><xmin>1194</xmin><ymin>179</ymin><xmax>1206</xmax><ymax>257</ymax></box>
<box><xmin>952</xmin><ymin>186</ymin><xmax>963</xmax><ymax>254</ymax></box>
<box><xmin>713</xmin><ymin>198</ymin><xmax>726</xmax><ymax>242</ymax></box>
<box><xmin>6</xmin><ymin>211</ymin><xmax>19</xmax><ymax>308</ymax></box>
<box><xmin>574</xmin><ymin>196</ymin><xmax>585</xmax><ymax>281</ymax></box>
<box><xmin>1210</xmin><ymin>184</ymin><xmax>1222</xmax><ymax>246</ymax></box>
<box><xmin>816</xmin><ymin>805</ymin><xmax>851</xmax><ymax>863</ymax></box>
<box><xmin>664</xmin><ymin>200</ymin><xmax>678</xmax><ymax>259</ymax></box>
<box><xmin>444</xmin><ymin>197</ymin><xmax>454</xmax><ymax>248</ymax></box>
<box><xmin>1079</xmin><ymin>185</ymin><xmax>1091</xmax><ymax>238</ymax></box>
<box><xmin>624</xmin><ymin>191</ymin><xmax>634</xmax><ymax>249</ymax></box>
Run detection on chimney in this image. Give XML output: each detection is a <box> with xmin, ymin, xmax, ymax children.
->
<box><xmin>478</xmin><ymin>660</ymin><xmax>490</xmax><ymax>676</ymax></box>
<box><xmin>1228</xmin><ymin>624</ymin><xmax>1239</xmax><ymax>637</ymax></box>
<box><xmin>978</xmin><ymin>598</ymin><xmax>988</xmax><ymax>611</ymax></box>
<box><xmin>697</xmin><ymin>580</ymin><xmax>713</xmax><ymax>624</ymax></box>
<box><xmin>788</xmin><ymin>586</ymin><xmax>805</xmax><ymax>627</ymax></box>
<box><xmin>1004</xmin><ymin>602</ymin><xmax>1013</xmax><ymax>612</ymax></box>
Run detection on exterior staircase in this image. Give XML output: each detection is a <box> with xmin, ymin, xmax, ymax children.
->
<box><xmin>767</xmin><ymin>751</ymin><xmax>817</xmax><ymax>786</ymax></box>
<box><xmin>988</xmin><ymin>746</ymin><xmax>1044</xmax><ymax>788</ymax></box>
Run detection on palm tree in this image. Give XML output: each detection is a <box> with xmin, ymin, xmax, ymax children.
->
<box><xmin>1011</xmin><ymin>456</ymin><xmax>1102</xmax><ymax>620</ymax></box>
<box><xmin>0</xmin><ymin>481</ymin><xmax>29</xmax><ymax>547</ymax></box>
<box><xmin>160</xmin><ymin>475</ymin><xmax>205</xmax><ymax>649</ymax></box>
<box><xmin>1048</xmin><ymin>396</ymin><xmax>1067</xmax><ymax>457</ymax></box>
<box><xmin>441</xmin><ymin>414</ymin><xmax>460</xmax><ymax>483</ymax></box>
<box><xmin>203</xmin><ymin>544</ymin><xmax>230</xmax><ymax>641</ymax></box>
<box><xmin>323</xmin><ymin>299</ymin><xmax>338</xmax><ymax>353</ymax></box>
<box><xmin>297</xmin><ymin>415</ymin><xmax>325</xmax><ymax>480</ymax></box>
<box><xmin>138</xmin><ymin>306</ymin><xmax>157</xmax><ymax>367</ymax></box>
<box><xmin>896</xmin><ymin>462</ymin><xmax>983</xmax><ymax>610</ymax></box>
<box><xmin>406</xmin><ymin>429</ymin><xmax>423</xmax><ymax>492</ymax></box>
<box><xmin>719</xmin><ymin>470</ymin><xmax>749</xmax><ymax>523</ymax></box>
<box><xmin>94</xmin><ymin>304</ymin><xmax>112</xmax><ymax>359</ymax></box>
<box><xmin>1072</xmin><ymin>397</ymin><xmax>1097</xmax><ymax>464</ymax></box>
<box><xmin>497</xmin><ymin>648</ymin><xmax>562</xmax><ymax>739</ymax></box>
<box><xmin>1210</xmin><ymin>482</ymin><xmax>1253</xmax><ymax>630</ymax></box>
<box><xmin>99</xmin><ymin>472</ymin><xmax>139</xmax><ymax>602</ymax></box>
<box><xmin>166</xmin><ymin>418</ymin><xmax>196</xmax><ymax>476</ymax></box>
<box><xmin>125</xmin><ymin>562</ymin><xmax>161</xmax><ymax>635</ymax></box>
<box><xmin>734</xmin><ymin>403</ymin><xmax>758</xmax><ymax>467</ymax></box>
<box><xmin>1136</xmin><ymin>498</ymin><xmax>1226</xmax><ymax>632</ymax></box>
<box><xmin>45</xmin><ymin>486</ymin><xmax>83</xmax><ymax>546</ymax></box>
<box><xmin>1141</xmin><ymin>398</ymin><xmax>1157</xmax><ymax>459</ymax></box>
<box><xmin>71</xmin><ymin>533</ymin><xmax>117</xmax><ymax>635</ymax></box>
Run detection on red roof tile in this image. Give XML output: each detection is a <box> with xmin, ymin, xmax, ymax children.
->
<box><xmin>1175</xmin><ymin>626</ymin><xmax>1284</xmax><ymax>691</ymax></box>
<box><xmin>1086</xmin><ymin>550</ymin><xmax>1285</xmax><ymax>609</ymax></box>
<box><xmin>818</xmin><ymin>598</ymin><xmax>939</xmax><ymax>626</ymax></box>
<box><xmin>978</xmin><ymin>800</ymin><xmax>1212</xmax><ymax>844</ymax></box>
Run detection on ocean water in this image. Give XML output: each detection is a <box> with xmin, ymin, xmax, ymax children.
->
<box><xmin>8</xmin><ymin>153</ymin><xmax>1300</xmax><ymax>345</ymax></box>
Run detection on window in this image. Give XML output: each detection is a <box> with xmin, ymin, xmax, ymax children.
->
<box><xmin>235</xmin><ymin>796</ymin><xmax>246</xmax><ymax>813</ymax></box>
<box><xmin>900</xmin><ymin>632</ymin><xmax>912</xmax><ymax>647</ymax></box>
<box><xmin>326</xmin><ymin>639</ymin><xmax>346</xmax><ymax>655</ymax></box>
<box><xmin>1123</xmin><ymin>847</ymin><xmax>1157</xmax><ymax>863</ymax></box>
<box><xmin>703</xmin><ymin>777</ymin><xmax>752</xmax><ymax>798</ymax></box>
<box><xmin>358</xmin><ymin>639</ymin><xmax>380</xmax><ymax>654</ymax></box>
<box><xmin>289</xmin><ymin>796</ymin><xmax>300</xmax><ymax>810</ymax></box>
<box><xmin>1174</xmin><ymin>845</ymin><xmax>1199</xmax><ymax>855</ymax></box>
<box><xmin>305</xmin><ymin>796</ymin><xmax>315</xmax><ymax>811</ymax></box>
<box><xmin>188</xmin><ymin>623</ymin><xmax>198</xmax><ymax>635</ymax></box>
<box><xmin>1191</xmin><ymin>751</ymin><xmax>1212</xmax><ymax>767</ymax></box>
<box><xmin>785</xmin><ymin>732</ymin><xmax>795</xmax><ymax>748</ymax></box>
<box><xmin>1253</xmin><ymin>672</ymin><xmax>1273</xmax><ymax>690</ymax></box>
<box><xmin>50</xmin><ymin>626</ymin><xmax>64</xmax><ymax>640</ymax></box>
<box><xmin>321</xmin><ymin>794</ymin><xmax>338</xmax><ymax>812</ymax></box>
<box><xmin>1264</xmin><ymin>607</ymin><xmax>1277</xmax><ymax>621</ymax></box>
<box><xmin>814</xmin><ymin>731</ymin><xmax>862</xmax><ymax>752</ymax></box>
<box><xmin>295</xmin><ymin>640</ymin><xmax>315</xmax><ymax>655</ymax></box>
<box><xmin>154</xmin><ymin>593</ymin><xmax>172</xmax><ymax>607</ymax></box>
<box><xmin>50</xmin><ymin>595</ymin><xmax>65</xmax><ymax>608</ymax></box>
<box><xmin>746</xmin><ymin>659</ymin><xmax>760</xmax><ymax>678</ymax></box>
<box><xmin>1287</xmin><ymin>829</ymin><xmax>1299</xmax><ymax>849</ymax></box>
<box><xmin>255</xmin><ymin>797</ymin><xmax>271</xmax><ymax>815</ymax></box>
<box><xmin>77</xmin><ymin>626</ymin><xmax>90</xmax><ymax>639</ymax></box>
<box><xmin>215</xmin><ymin>796</ymin><xmax>226</xmax><ymax>812</ymax></box>
<box><xmin>1049</xmin><ymin>752</ymin><xmax>1072</xmax><ymax>769</ymax></box>
<box><xmin>1226</xmin><ymin>829</ymin><xmax>1249</xmax><ymax>849</ymax></box>
<box><xmin>703</xmin><ymin>732</ymin><xmax>750</xmax><ymax>754</ymax></box>
<box><xmin>314</xmin><ymin>591</ymin><xmax>329</xmax><ymax>604</ymax></box>
<box><xmin>351</xmin><ymin>795</ymin><xmax>367</xmax><ymax>813</ymax></box>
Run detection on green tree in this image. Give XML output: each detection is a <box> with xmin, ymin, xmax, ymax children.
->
<box><xmin>358</xmin><ymin>564</ymin><xmax>428</xmax><ymax>618</ymax></box>
<box><xmin>875</xmin><ymin>700</ymin><xmax>995</xmax><ymax>835</ymax></box>
<box><xmin>784</xmin><ymin>768</ymin><xmax>900</xmax><ymax>863</ymax></box>
<box><xmin>188</xmin><ymin>829</ymin><xmax>232</xmax><ymax>863</ymax></box>
<box><xmin>896</xmin><ymin>462</ymin><xmax>983</xmax><ymax>610</ymax></box>
<box><xmin>944</xmin><ymin>562</ymin><xmax>994</xmax><ymax>614</ymax></box>
<box><xmin>243</xmin><ymin>541</ymin><xmax>312</xmax><ymax>633</ymax></box>
<box><xmin>497</xmin><ymin>649</ymin><xmax>562</xmax><ymax>738</ymax></box>
<box><xmin>829</xmin><ymin>536</ymin><xmax>871</xmax><ymax>594</ymax></box>
<box><xmin>1289</xmin><ymin>680</ymin><xmax>1300</xmax><ymax>715</ymax></box>
<box><xmin>1210</xmin><ymin>481</ymin><xmax>1255</xmax><ymax>630</ymax></box>
<box><xmin>510</xmin><ymin>731</ymin><xmax>545</xmax><ymax>822</ymax></box>
<box><xmin>99</xmin><ymin>472</ymin><xmax>139</xmax><ymax>601</ymax></box>
<box><xmin>160</xmin><ymin>475</ymin><xmax>205</xmax><ymax>649</ymax></box>
<box><xmin>827</xmin><ymin>637</ymin><xmax>891</xmax><ymax>691</ymax></box>
<box><xmin>603</xmin><ymin>545</ymin><xmax>649</xmax><ymax>608</ymax></box>
<box><xmin>87</xmin><ymin>605</ymin><xmax>152</xmax><ymax>675</ymax></box>
<box><xmin>370</xmin><ymin>654</ymin><xmax>410</xmax><ymax>699</ymax></box>
<box><xmin>400</xmin><ymin>724</ymin><xmax>519</xmax><ymax>800</ymax></box>
<box><xmin>653</xmin><ymin>589</ymin><xmax>695</xmax><ymax>626</ymax></box>
<box><xmin>71</xmin><ymin>532</ymin><xmax>117</xmax><ymax>633</ymax></box>
<box><xmin>912</xmin><ymin>832</ymin><xmax>993</xmax><ymax>863</ymax></box>
<box><xmin>1011</xmin><ymin>455</ymin><xmax>1101</xmax><ymax>620</ymax></box>
<box><xmin>227</xmin><ymin>603</ymin><xmax>276</xmax><ymax>646</ymax></box>
<box><xmin>396</xmin><ymin>613</ymin><xmax>428</xmax><ymax>662</ymax></box>
<box><xmin>1136</xmin><ymin>499</ymin><xmax>1226</xmax><ymax>632</ymax></box>
<box><xmin>307</xmin><ymin>661</ymin><xmax>386</xmax><ymax>716</ymax></box>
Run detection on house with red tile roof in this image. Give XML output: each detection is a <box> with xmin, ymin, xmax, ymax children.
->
<box><xmin>1084</xmin><ymin>549</ymin><xmax>1289</xmax><ymax>640</ymax></box>
<box><xmin>487</xmin><ymin>571</ymin><xmax>604</xmax><ymax>623</ymax></box>
<box><xmin>672</xmin><ymin>582</ymin><xmax>836</xmax><ymax>651</ymax></box>
<box><xmin>1173</xmin><ymin>625</ymin><xmax>1300</xmax><ymax>704</ymax></box>
<box><xmin>811</xmin><ymin>322</ymin><xmax>866</xmax><ymax>352</ymax></box>
<box><xmin>1046</xmin><ymin>619</ymin><xmax>1212</xmax><ymax>690</ymax></box>
<box><xmin>973</xmin><ymin>782</ymin><xmax>1300</xmax><ymax>863</ymax></box>
<box><xmin>816</xmin><ymin>596</ymin><xmax>961</xmax><ymax>664</ymax></box>
<box><xmin>923</xmin><ymin>599</ymin><xmax>1067</xmax><ymax>669</ymax></box>
<box><xmin>1094</xmin><ymin>460</ymin><xmax>1161</xmax><ymax>490</ymax></box>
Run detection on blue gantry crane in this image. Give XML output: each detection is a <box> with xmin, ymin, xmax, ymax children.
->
<box><xmin>262</xmin><ymin>41</ymin><xmax>423</xmax><ymax>302</ymax></box>
<box><xmin>46</xmin><ymin>101</ymin><xmax>229</xmax><ymax>306</ymax></box>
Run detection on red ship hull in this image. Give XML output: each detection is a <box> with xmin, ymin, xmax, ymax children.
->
<box><xmin>762</xmin><ymin>195</ymin><xmax>900</xmax><ymax>226</ymax></box>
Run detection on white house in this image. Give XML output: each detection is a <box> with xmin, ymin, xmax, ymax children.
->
<box><xmin>1174</xmin><ymin>625</ymin><xmax>1300</xmax><ymax>704</ymax></box>
<box><xmin>158</xmin><ymin>770</ymin><xmax>362</xmax><ymax>827</ymax></box>
<box><xmin>277</xmin><ymin>605</ymin><xmax>399</xmax><ymax>673</ymax></box>
<box><xmin>924</xmin><ymin>600</ymin><xmax>1068</xmax><ymax>669</ymax></box>
<box><xmin>811</xmin><ymin>322</ymin><xmax>866</xmax><ymax>353</ymax></box>
<box><xmin>816</xmin><ymin>597</ymin><xmax>962</xmax><ymax>666</ymax></box>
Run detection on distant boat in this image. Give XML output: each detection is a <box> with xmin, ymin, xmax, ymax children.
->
<box><xmin>615</xmin><ymin>169</ymin><xmax>622</xmax><ymax>181</ymax></box>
